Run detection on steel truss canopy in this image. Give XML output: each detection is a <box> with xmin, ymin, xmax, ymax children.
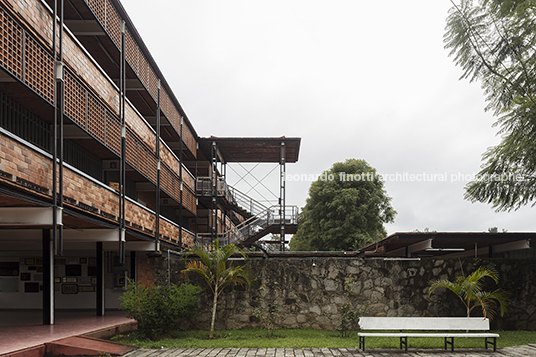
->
<box><xmin>361</xmin><ymin>232</ymin><xmax>534</xmax><ymax>258</ymax></box>
<box><xmin>198</xmin><ymin>137</ymin><xmax>301</xmax><ymax>163</ymax></box>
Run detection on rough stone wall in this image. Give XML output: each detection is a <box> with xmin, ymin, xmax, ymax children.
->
<box><xmin>155</xmin><ymin>256</ymin><xmax>536</xmax><ymax>331</ymax></box>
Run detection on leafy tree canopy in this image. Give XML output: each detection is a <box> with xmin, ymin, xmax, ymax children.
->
<box><xmin>289</xmin><ymin>159</ymin><xmax>396</xmax><ymax>251</ymax></box>
<box><xmin>445</xmin><ymin>0</ymin><xmax>536</xmax><ymax>210</ymax></box>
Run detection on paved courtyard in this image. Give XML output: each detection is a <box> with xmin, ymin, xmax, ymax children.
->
<box><xmin>123</xmin><ymin>345</ymin><xmax>536</xmax><ymax>357</ymax></box>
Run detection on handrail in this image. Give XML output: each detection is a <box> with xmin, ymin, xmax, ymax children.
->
<box><xmin>226</xmin><ymin>205</ymin><xmax>299</xmax><ymax>245</ymax></box>
<box><xmin>196</xmin><ymin>177</ymin><xmax>268</xmax><ymax>217</ymax></box>
<box><xmin>195</xmin><ymin>205</ymin><xmax>299</xmax><ymax>247</ymax></box>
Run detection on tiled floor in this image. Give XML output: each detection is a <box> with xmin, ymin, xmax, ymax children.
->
<box><xmin>0</xmin><ymin>309</ymin><xmax>134</xmax><ymax>355</ymax></box>
<box><xmin>125</xmin><ymin>346</ymin><xmax>536</xmax><ymax>357</ymax></box>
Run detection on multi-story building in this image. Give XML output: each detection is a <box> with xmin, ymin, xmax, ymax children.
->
<box><xmin>0</xmin><ymin>0</ymin><xmax>299</xmax><ymax>324</ymax></box>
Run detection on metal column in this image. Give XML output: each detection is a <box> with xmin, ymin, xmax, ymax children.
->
<box><xmin>155</xmin><ymin>80</ymin><xmax>161</xmax><ymax>252</ymax></box>
<box><xmin>118</xmin><ymin>21</ymin><xmax>126</xmax><ymax>263</ymax></box>
<box><xmin>42</xmin><ymin>229</ymin><xmax>54</xmax><ymax>325</ymax></box>
<box><xmin>211</xmin><ymin>141</ymin><xmax>218</xmax><ymax>241</ymax></box>
<box><xmin>96</xmin><ymin>242</ymin><xmax>104</xmax><ymax>316</ymax></box>
<box><xmin>280</xmin><ymin>142</ymin><xmax>286</xmax><ymax>251</ymax></box>
<box><xmin>52</xmin><ymin>0</ymin><xmax>65</xmax><ymax>257</ymax></box>
<box><xmin>130</xmin><ymin>251</ymin><xmax>137</xmax><ymax>282</ymax></box>
<box><xmin>179</xmin><ymin>116</ymin><xmax>184</xmax><ymax>247</ymax></box>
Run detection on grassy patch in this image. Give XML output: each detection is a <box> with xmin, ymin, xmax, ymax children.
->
<box><xmin>112</xmin><ymin>328</ymin><xmax>536</xmax><ymax>349</ymax></box>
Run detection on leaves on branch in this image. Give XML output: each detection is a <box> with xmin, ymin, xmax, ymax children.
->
<box><xmin>446</xmin><ymin>0</ymin><xmax>536</xmax><ymax>210</ymax></box>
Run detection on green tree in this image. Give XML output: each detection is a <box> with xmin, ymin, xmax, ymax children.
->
<box><xmin>182</xmin><ymin>239</ymin><xmax>254</xmax><ymax>339</ymax></box>
<box><xmin>428</xmin><ymin>265</ymin><xmax>509</xmax><ymax>319</ymax></box>
<box><xmin>289</xmin><ymin>159</ymin><xmax>396</xmax><ymax>251</ymax></box>
<box><xmin>445</xmin><ymin>0</ymin><xmax>536</xmax><ymax>210</ymax></box>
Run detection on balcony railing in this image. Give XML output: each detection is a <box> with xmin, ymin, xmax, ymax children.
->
<box><xmin>196</xmin><ymin>177</ymin><xmax>267</xmax><ymax>217</ymax></box>
<box><xmin>196</xmin><ymin>205</ymin><xmax>299</xmax><ymax>247</ymax></box>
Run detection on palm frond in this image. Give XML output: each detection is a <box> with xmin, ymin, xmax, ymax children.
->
<box><xmin>428</xmin><ymin>265</ymin><xmax>509</xmax><ymax>319</ymax></box>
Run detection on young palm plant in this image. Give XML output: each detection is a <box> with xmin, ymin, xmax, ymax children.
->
<box><xmin>428</xmin><ymin>265</ymin><xmax>509</xmax><ymax>319</ymax></box>
<box><xmin>182</xmin><ymin>239</ymin><xmax>254</xmax><ymax>338</ymax></box>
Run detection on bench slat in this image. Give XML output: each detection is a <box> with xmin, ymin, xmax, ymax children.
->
<box><xmin>359</xmin><ymin>317</ymin><xmax>490</xmax><ymax>330</ymax></box>
<box><xmin>358</xmin><ymin>333</ymin><xmax>500</xmax><ymax>338</ymax></box>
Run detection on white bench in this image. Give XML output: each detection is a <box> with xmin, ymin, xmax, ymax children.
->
<box><xmin>357</xmin><ymin>317</ymin><xmax>499</xmax><ymax>352</ymax></box>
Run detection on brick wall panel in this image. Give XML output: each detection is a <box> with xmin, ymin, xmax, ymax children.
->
<box><xmin>24</xmin><ymin>36</ymin><xmax>54</xmax><ymax>103</ymax></box>
<box><xmin>105</xmin><ymin>115</ymin><xmax>121</xmax><ymax>155</ymax></box>
<box><xmin>64</xmin><ymin>72</ymin><xmax>86</xmax><ymax>127</ymax></box>
<box><xmin>0</xmin><ymin>8</ymin><xmax>23</xmax><ymax>79</ymax></box>
<box><xmin>125</xmin><ymin>101</ymin><xmax>156</xmax><ymax>153</ymax></box>
<box><xmin>0</xmin><ymin>133</ymin><xmax>52</xmax><ymax>192</ymax></box>
<box><xmin>183</xmin><ymin>188</ymin><xmax>196</xmax><ymax>214</ymax></box>
<box><xmin>103</xmin><ymin>0</ymin><xmax>121</xmax><ymax>48</ymax></box>
<box><xmin>87</xmin><ymin>92</ymin><xmax>106</xmax><ymax>144</ymax></box>
<box><xmin>124</xmin><ymin>28</ymin><xmax>138</xmax><ymax>74</ymax></box>
<box><xmin>136</xmin><ymin>255</ymin><xmax>155</xmax><ymax>287</ymax></box>
<box><xmin>125</xmin><ymin>199</ymin><xmax>155</xmax><ymax>233</ymax></box>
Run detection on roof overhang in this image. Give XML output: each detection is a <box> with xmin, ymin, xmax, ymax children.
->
<box><xmin>361</xmin><ymin>232</ymin><xmax>535</xmax><ymax>258</ymax></box>
<box><xmin>198</xmin><ymin>136</ymin><xmax>301</xmax><ymax>163</ymax></box>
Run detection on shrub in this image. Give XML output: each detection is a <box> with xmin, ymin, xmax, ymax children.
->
<box><xmin>120</xmin><ymin>279</ymin><xmax>202</xmax><ymax>340</ymax></box>
<box><xmin>254</xmin><ymin>282</ymin><xmax>282</xmax><ymax>337</ymax></box>
<box><xmin>428</xmin><ymin>265</ymin><xmax>509</xmax><ymax>319</ymax></box>
<box><xmin>340</xmin><ymin>275</ymin><xmax>369</xmax><ymax>337</ymax></box>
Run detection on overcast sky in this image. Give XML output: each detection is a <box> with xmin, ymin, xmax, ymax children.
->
<box><xmin>122</xmin><ymin>0</ymin><xmax>534</xmax><ymax>234</ymax></box>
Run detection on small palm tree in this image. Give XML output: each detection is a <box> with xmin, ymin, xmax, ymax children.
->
<box><xmin>182</xmin><ymin>239</ymin><xmax>254</xmax><ymax>338</ymax></box>
<box><xmin>428</xmin><ymin>265</ymin><xmax>509</xmax><ymax>319</ymax></box>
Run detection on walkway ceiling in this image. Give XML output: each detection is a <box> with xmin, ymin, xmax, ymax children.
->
<box><xmin>198</xmin><ymin>137</ymin><xmax>301</xmax><ymax>163</ymax></box>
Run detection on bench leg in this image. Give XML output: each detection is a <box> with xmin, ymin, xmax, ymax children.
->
<box><xmin>359</xmin><ymin>336</ymin><xmax>365</xmax><ymax>351</ymax></box>
<box><xmin>400</xmin><ymin>336</ymin><xmax>408</xmax><ymax>351</ymax></box>
<box><xmin>485</xmin><ymin>337</ymin><xmax>497</xmax><ymax>352</ymax></box>
<box><xmin>444</xmin><ymin>337</ymin><xmax>454</xmax><ymax>352</ymax></box>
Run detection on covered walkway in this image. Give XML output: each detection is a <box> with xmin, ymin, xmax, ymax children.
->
<box><xmin>0</xmin><ymin>310</ymin><xmax>135</xmax><ymax>356</ymax></box>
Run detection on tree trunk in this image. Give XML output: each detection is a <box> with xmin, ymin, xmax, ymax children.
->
<box><xmin>210</xmin><ymin>286</ymin><xmax>218</xmax><ymax>339</ymax></box>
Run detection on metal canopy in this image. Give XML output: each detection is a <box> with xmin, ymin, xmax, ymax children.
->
<box><xmin>361</xmin><ymin>232</ymin><xmax>535</xmax><ymax>258</ymax></box>
<box><xmin>198</xmin><ymin>137</ymin><xmax>301</xmax><ymax>163</ymax></box>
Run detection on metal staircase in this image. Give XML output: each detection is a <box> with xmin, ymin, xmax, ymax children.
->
<box><xmin>225</xmin><ymin>205</ymin><xmax>299</xmax><ymax>246</ymax></box>
<box><xmin>196</xmin><ymin>177</ymin><xmax>298</xmax><ymax>247</ymax></box>
<box><xmin>196</xmin><ymin>176</ymin><xmax>268</xmax><ymax>221</ymax></box>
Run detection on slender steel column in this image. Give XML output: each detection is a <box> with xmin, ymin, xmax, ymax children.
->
<box><xmin>96</xmin><ymin>242</ymin><xmax>104</xmax><ymax>316</ymax></box>
<box><xmin>119</xmin><ymin>21</ymin><xmax>126</xmax><ymax>263</ymax></box>
<box><xmin>195</xmin><ymin>148</ymin><xmax>199</xmax><ymax>243</ymax></box>
<box><xmin>155</xmin><ymin>80</ymin><xmax>161</xmax><ymax>252</ymax></box>
<box><xmin>52</xmin><ymin>0</ymin><xmax>65</xmax><ymax>256</ymax></box>
<box><xmin>211</xmin><ymin>141</ymin><xmax>218</xmax><ymax>241</ymax></box>
<box><xmin>280</xmin><ymin>142</ymin><xmax>286</xmax><ymax>251</ymax></box>
<box><xmin>130</xmin><ymin>251</ymin><xmax>137</xmax><ymax>282</ymax></box>
<box><xmin>58</xmin><ymin>0</ymin><xmax>64</xmax><ymax>255</ymax></box>
<box><xmin>178</xmin><ymin>116</ymin><xmax>183</xmax><ymax>247</ymax></box>
<box><xmin>42</xmin><ymin>229</ymin><xmax>54</xmax><ymax>325</ymax></box>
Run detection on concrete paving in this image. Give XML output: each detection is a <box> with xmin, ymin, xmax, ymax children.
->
<box><xmin>123</xmin><ymin>345</ymin><xmax>536</xmax><ymax>357</ymax></box>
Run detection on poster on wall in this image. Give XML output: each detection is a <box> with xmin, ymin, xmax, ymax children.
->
<box><xmin>0</xmin><ymin>262</ymin><xmax>19</xmax><ymax>276</ymax></box>
<box><xmin>0</xmin><ymin>278</ymin><xmax>19</xmax><ymax>292</ymax></box>
<box><xmin>24</xmin><ymin>282</ymin><xmax>39</xmax><ymax>293</ymax></box>
<box><xmin>61</xmin><ymin>284</ymin><xmax>78</xmax><ymax>294</ymax></box>
<box><xmin>113</xmin><ymin>271</ymin><xmax>127</xmax><ymax>288</ymax></box>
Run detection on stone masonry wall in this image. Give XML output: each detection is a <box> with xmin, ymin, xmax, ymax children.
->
<box><xmin>155</xmin><ymin>256</ymin><xmax>536</xmax><ymax>331</ymax></box>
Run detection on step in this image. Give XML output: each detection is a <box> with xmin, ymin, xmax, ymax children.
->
<box><xmin>45</xmin><ymin>336</ymin><xmax>136</xmax><ymax>356</ymax></box>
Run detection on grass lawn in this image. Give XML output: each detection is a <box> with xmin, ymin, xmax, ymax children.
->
<box><xmin>112</xmin><ymin>328</ymin><xmax>536</xmax><ymax>349</ymax></box>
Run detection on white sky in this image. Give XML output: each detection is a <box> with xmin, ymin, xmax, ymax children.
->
<box><xmin>122</xmin><ymin>0</ymin><xmax>535</xmax><ymax>234</ymax></box>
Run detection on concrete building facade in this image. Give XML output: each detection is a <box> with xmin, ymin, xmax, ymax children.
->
<box><xmin>0</xmin><ymin>0</ymin><xmax>299</xmax><ymax>324</ymax></box>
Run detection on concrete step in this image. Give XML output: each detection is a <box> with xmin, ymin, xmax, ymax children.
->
<box><xmin>45</xmin><ymin>336</ymin><xmax>136</xmax><ymax>356</ymax></box>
